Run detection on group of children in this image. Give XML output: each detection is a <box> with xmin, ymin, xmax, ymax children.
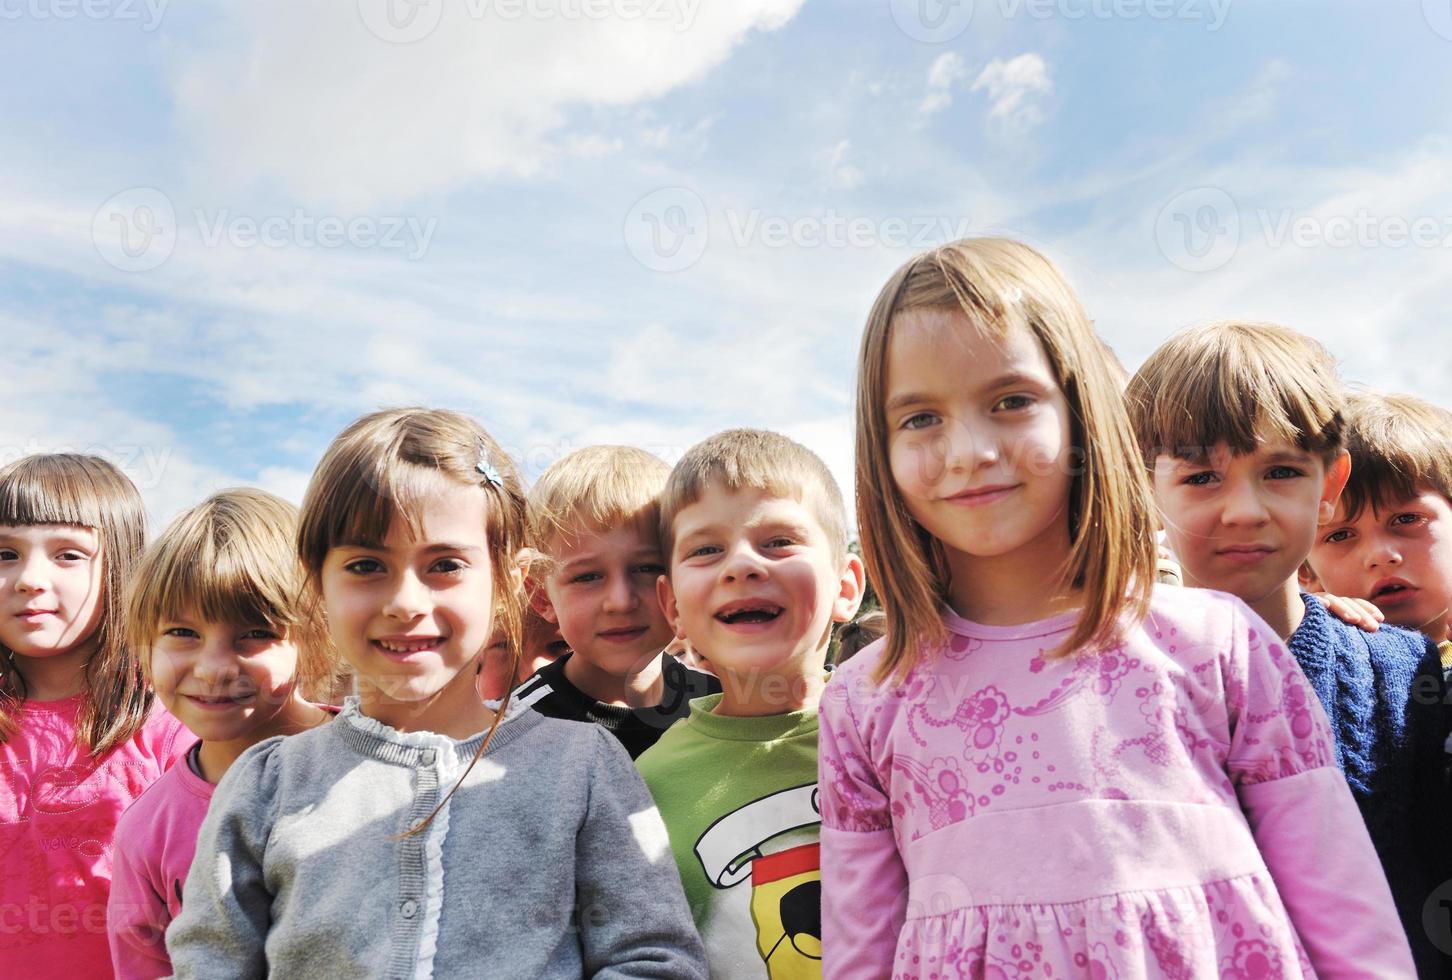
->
<box><xmin>1</xmin><ymin>237</ymin><xmax>1449</xmax><ymax>979</ymax></box>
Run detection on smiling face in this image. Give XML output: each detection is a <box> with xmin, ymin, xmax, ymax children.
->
<box><xmin>1309</xmin><ymin>488</ymin><xmax>1452</xmax><ymax>641</ymax></box>
<box><xmin>661</xmin><ymin>483</ymin><xmax>861</xmax><ymax>706</ymax></box>
<box><xmin>0</xmin><ymin>524</ymin><xmax>105</xmax><ymax>668</ymax></box>
<box><xmin>884</xmin><ymin>310</ymin><xmax>1075</xmax><ymax>577</ymax></box>
<box><xmin>534</xmin><ymin>520</ymin><xmax>673</xmax><ymax>698</ymax></box>
<box><xmin>1152</xmin><ymin>441</ymin><xmax>1348</xmax><ymax>607</ymax></box>
<box><xmin>149</xmin><ymin>613</ymin><xmax>305</xmax><ymax>745</ymax></box>
<box><xmin>319</xmin><ymin>478</ymin><xmax>497</xmax><ymax>732</ymax></box>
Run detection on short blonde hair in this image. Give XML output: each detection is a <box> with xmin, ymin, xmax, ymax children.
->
<box><xmin>855</xmin><ymin>239</ymin><xmax>1156</xmax><ymax>684</ymax></box>
<box><xmin>527</xmin><ymin>446</ymin><xmax>670</xmax><ymax>563</ymax></box>
<box><xmin>128</xmin><ymin>488</ymin><xmax>336</xmax><ymax>700</ymax></box>
<box><xmin>1126</xmin><ymin>321</ymin><xmax>1345</xmax><ymax>466</ymax></box>
<box><xmin>659</xmin><ymin>429</ymin><xmax>848</xmax><ymax>562</ymax></box>
<box><xmin>1339</xmin><ymin>389</ymin><xmax>1452</xmax><ymax>520</ymax></box>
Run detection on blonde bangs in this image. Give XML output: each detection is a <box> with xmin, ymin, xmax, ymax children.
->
<box><xmin>527</xmin><ymin>446</ymin><xmax>670</xmax><ymax>558</ymax></box>
<box><xmin>1126</xmin><ymin>321</ymin><xmax>1344</xmax><ymax>466</ymax></box>
<box><xmin>130</xmin><ymin>489</ymin><xmax>335</xmax><ymax>697</ymax></box>
<box><xmin>855</xmin><ymin>239</ymin><xmax>1156</xmax><ymax>686</ymax></box>
<box><xmin>1340</xmin><ymin>390</ymin><xmax>1452</xmax><ymax>521</ymax></box>
<box><xmin>659</xmin><ymin>429</ymin><xmax>848</xmax><ymax>561</ymax></box>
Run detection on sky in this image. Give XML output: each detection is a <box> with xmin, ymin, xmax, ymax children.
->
<box><xmin>2</xmin><ymin>0</ymin><xmax>1450</xmax><ymax>528</ymax></box>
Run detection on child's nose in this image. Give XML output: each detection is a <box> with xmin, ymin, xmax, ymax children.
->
<box><xmin>1219</xmin><ymin>481</ymin><xmax>1269</xmax><ymax>526</ymax></box>
<box><xmin>194</xmin><ymin>640</ymin><xmax>240</xmax><ymax>685</ymax></box>
<box><xmin>383</xmin><ymin>571</ymin><xmax>428</xmax><ymax>620</ymax></box>
<box><xmin>602</xmin><ymin>575</ymin><xmax>637</xmax><ymax>613</ymax></box>
<box><xmin>13</xmin><ymin>556</ymin><xmax>51</xmax><ymax>594</ymax></box>
<box><xmin>721</xmin><ymin>543</ymin><xmax>766</xmax><ymax>582</ymax></box>
<box><xmin>1365</xmin><ymin>538</ymin><xmax>1402</xmax><ymax>568</ymax></box>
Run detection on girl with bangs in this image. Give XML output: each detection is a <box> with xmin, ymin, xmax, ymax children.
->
<box><xmin>819</xmin><ymin>239</ymin><xmax>1411</xmax><ymax>978</ymax></box>
<box><xmin>0</xmin><ymin>454</ymin><xmax>188</xmax><ymax>978</ymax></box>
<box><xmin>165</xmin><ymin>409</ymin><xmax>705</xmax><ymax>979</ymax></box>
<box><xmin>108</xmin><ymin>488</ymin><xmax>339</xmax><ymax>979</ymax></box>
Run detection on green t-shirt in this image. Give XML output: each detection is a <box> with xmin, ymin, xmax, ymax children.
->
<box><xmin>636</xmin><ymin>694</ymin><xmax>821</xmax><ymax>980</ymax></box>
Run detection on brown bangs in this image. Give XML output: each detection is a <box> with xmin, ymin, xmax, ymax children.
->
<box><xmin>1338</xmin><ymin>390</ymin><xmax>1452</xmax><ymax>522</ymax></box>
<box><xmin>1126</xmin><ymin>321</ymin><xmax>1344</xmax><ymax>466</ymax></box>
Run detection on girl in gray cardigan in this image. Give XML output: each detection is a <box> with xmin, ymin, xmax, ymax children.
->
<box><xmin>165</xmin><ymin>409</ymin><xmax>706</xmax><ymax>979</ymax></box>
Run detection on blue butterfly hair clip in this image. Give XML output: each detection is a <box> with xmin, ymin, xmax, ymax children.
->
<box><xmin>475</xmin><ymin>445</ymin><xmax>504</xmax><ymax>488</ymax></box>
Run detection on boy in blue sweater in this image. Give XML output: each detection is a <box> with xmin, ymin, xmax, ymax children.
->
<box><xmin>1127</xmin><ymin>322</ymin><xmax>1449</xmax><ymax>976</ymax></box>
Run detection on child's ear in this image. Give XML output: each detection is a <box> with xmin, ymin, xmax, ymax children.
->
<box><xmin>1318</xmin><ymin>450</ymin><xmax>1352</xmax><ymax>525</ymax></box>
<box><xmin>655</xmin><ymin>574</ymin><xmax>686</xmax><ymax>641</ymax></box>
<box><xmin>832</xmin><ymin>552</ymin><xmax>867</xmax><ymax>624</ymax></box>
<box><xmin>525</xmin><ymin>568</ymin><xmax>559</xmax><ymax>625</ymax></box>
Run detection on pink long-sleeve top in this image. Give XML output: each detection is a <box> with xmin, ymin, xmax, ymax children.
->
<box><xmin>107</xmin><ymin>741</ymin><xmax>212</xmax><ymax>979</ymax></box>
<box><xmin>0</xmin><ymin>695</ymin><xmax>187</xmax><ymax>979</ymax></box>
<box><xmin>818</xmin><ymin>586</ymin><xmax>1415</xmax><ymax>979</ymax></box>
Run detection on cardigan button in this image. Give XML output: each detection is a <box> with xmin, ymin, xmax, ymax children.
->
<box><xmin>420</xmin><ymin>749</ymin><xmax>436</xmax><ymax>766</ymax></box>
<box><xmin>401</xmin><ymin>900</ymin><xmax>418</xmax><ymax>919</ymax></box>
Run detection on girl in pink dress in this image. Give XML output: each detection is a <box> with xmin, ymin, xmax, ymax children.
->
<box><xmin>820</xmin><ymin>238</ymin><xmax>1414</xmax><ymax>979</ymax></box>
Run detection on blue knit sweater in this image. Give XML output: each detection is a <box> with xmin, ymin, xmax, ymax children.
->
<box><xmin>1286</xmin><ymin>593</ymin><xmax>1450</xmax><ymax>976</ymax></box>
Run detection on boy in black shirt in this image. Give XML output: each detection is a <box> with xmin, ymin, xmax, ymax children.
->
<box><xmin>516</xmin><ymin>446</ymin><xmax>718</xmax><ymax>757</ymax></box>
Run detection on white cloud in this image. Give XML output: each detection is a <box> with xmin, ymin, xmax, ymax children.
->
<box><xmin>173</xmin><ymin>0</ymin><xmax>805</xmax><ymax>209</ymax></box>
<box><xmin>919</xmin><ymin>51</ymin><xmax>967</xmax><ymax>115</ymax></box>
<box><xmin>970</xmin><ymin>53</ymin><xmax>1052</xmax><ymax>134</ymax></box>
<box><xmin>820</xmin><ymin>140</ymin><xmax>865</xmax><ymax>190</ymax></box>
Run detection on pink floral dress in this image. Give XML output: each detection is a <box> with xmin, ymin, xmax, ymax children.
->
<box><xmin>819</xmin><ymin>587</ymin><xmax>1413</xmax><ymax>979</ymax></box>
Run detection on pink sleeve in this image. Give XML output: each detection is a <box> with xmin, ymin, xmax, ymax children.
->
<box><xmin>107</xmin><ymin>816</ymin><xmax>173</xmax><ymax>980</ymax></box>
<box><xmin>818</xmin><ymin>675</ymin><xmax>908</xmax><ymax>980</ymax></box>
<box><xmin>1224</xmin><ymin>600</ymin><xmax>1415</xmax><ymax>978</ymax></box>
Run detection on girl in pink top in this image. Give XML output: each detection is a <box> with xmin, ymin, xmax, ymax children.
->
<box><xmin>107</xmin><ymin>489</ymin><xmax>339</xmax><ymax>979</ymax></box>
<box><xmin>820</xmin><ymin>239</ymin><xmax>1414</xmax><ymax>978</ymax></box>
<box><xmin>0</xmin><ymin>454</ymin><xmax>187</xmax><ymax>979</ymax></box>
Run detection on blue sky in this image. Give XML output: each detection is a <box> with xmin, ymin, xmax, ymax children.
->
<box><xmin>3</xmin><ymin>0</ymin><xmax>1450</xmax><ymax>524</ymax></box>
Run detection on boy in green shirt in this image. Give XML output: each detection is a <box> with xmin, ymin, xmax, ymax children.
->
<box><xmin>636</xmin><ymin>429</ymin><xmax>865</xmax><ymax>980</ymax></box>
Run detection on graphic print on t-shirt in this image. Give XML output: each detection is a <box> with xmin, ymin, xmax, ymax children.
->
<box><xmin>693</xmin><ymin>783</ymin><xmax>821</xmax><ymax>978</ymax></box>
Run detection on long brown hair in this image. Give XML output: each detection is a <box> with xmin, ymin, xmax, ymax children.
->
<box><xmin>0</xmin><ymin>454</ymin><xmax>152</xmax><ymax>756</ymax></box>
<box><xmin>854</xmin><ymin>239</ymin><xmax>1157</xmax><ymax>685</ymax></box>
<box><xmin>297</xmin><ymin>408</ymin><xmax>527</xmax><ymax>833</ymax></box>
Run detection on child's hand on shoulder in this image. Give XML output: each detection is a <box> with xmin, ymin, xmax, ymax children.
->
<box><xmin>1314</xmin><ymin>592</ymin><xmax>1384</xmax><ymax>633</ymax></box>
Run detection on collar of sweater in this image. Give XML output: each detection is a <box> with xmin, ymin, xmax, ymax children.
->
<box><xmin>335</xmin><ymin>694</ymin><xmax>541</xmax><ymax>769</ymax></box>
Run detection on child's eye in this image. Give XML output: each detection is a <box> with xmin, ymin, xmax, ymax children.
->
<box><xmin>1391</xmin><ymin>513</ymin><xmax>1424</xmax><ymax>528</ymax></box>
<box><xmin>0</xmin><ymin>549</ymin><xmax>16</xmax><ymax>561</ymax></box>
<box><xmin>1182</xmin><ymin>472</ymin><xmax>1217</xmax><ymax>487</ymax></box>
<box><xmin>162</xmin><ymin>627</ymin><xmax>199</xmax><ymax>639</ymax></box>
<box><xmin>1323</xmin><ymin>529</ymin><xmax>1352</xmax><ymax>544</ymax></box>
<box><xmin>430</xmin><ymin>558</ymin><xmax>466</xmax><ymax>575</ymax></box>
<box><xmin>240</xmin><ymin>627</ymin><xmax>280</xmax><ymax>642</ymax></box>
<box><xmin>631</xmin><ymin>564</ymin><xmax>666</xmax><ymax>577</ymax></box>
<box><xmin>764</xmin><ymin>537</ymin><xmax>795</xmax><ymax>549</ymax></box>
<box><xmin>687</xmin><ymin>544</ymin><xmax>721</xmax><ymax>559</ymax></box>
<box><xmin>345</xmin><ymin>558</ymin><xmax>384</xmax><ymax>575</ymax></box>
<box><xmin>1265</xmin><ymin>466</ymin><xmax>1303</xmax><ymax>480</ymax></box>
<box><xmin>570</xmin><ymin>571</ymin><xmax>602</xmax><ymax>584</ymax></box>
<box><xmin>992</xmin><ymin>394</ymin><xmax>1034</xmax><ymax>412</ymax></box>
<box><xmin>900</xmin><ymin>412</ymin><xmax>939</xmax><ymax>431</ymax></box>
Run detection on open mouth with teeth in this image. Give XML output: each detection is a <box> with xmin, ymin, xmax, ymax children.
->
<box><xmin>374</xmin><ymin>637</ymin><xmax>445</xmax><ymax>656</ymax></box>
<box><xmin>185</xmin><ymin>693</ymin><xmax>253</xmax><ymax>707</ymax></box>
<box><xmin>1373</xmin><ymin>582</ymin><xmax>1414</xmax><ymax>601</ymax></box>
<box><xmin>715</xmin><ymin>602</ymin><xmax>785</xmax><ymax>626</ymax></box>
